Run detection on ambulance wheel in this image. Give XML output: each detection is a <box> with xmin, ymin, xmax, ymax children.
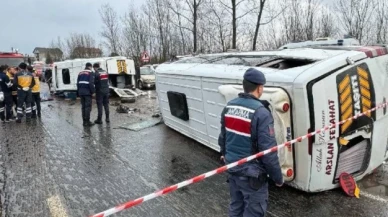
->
<box><xmin>138</xmin><ymin>81</ymin><xmax>144</xmax><ymax>90</ymax></box>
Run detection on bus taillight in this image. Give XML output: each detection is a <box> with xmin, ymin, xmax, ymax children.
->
<box><xmin>282</xmin><ymin>103</ymin><xmax>290</xmax><ymax>112</ymax></box>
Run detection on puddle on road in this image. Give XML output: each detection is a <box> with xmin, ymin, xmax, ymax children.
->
<box><xmin>358</xmin><ymin>162</ymin><xmax>388</xmax><ymax>197</ymax></box>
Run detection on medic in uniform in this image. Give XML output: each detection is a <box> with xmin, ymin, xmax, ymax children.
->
<box><xmin>218</xmin><ymin>68</ymin><xmax>283</xmax><ymax>217</ymax></box>
<box><xmin>0</xmin><ymin>65</ymin><xmax>14</xmax><ymax>122</ymax></box>
<box><xmin>6</xmin><ymin>66</ymin><xmax>18</xmax><ymax>117</ymax></box>
<box><xmin>14</xmin><ymin>62</ymin><xmax>35</xmax><ymax>123</ymax></box>
<box><xmin>29</xmin><ymin>66</ymin><xmax>41</xmax><ymax>118</ymax></box>
<box><xmin>77</xmin><ymin>62</ymin><xmax>95</xmax><ymax>127</ymax></box>
<box><xmin>93</xmin><ymin>63</ymin><xmax>110</xmax><ymax>124</ymax></box>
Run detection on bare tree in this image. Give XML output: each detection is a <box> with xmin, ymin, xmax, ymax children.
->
<box><xmin>335</xmin><ymin>0</ymin><xmax>376</xmax><ymax>44</ymax></box>
<box><xmin>65</xmin><ymin>33</ymin><xmax>101</xmax><ymax>59</ymax></box>
<box><xmin>49</xmin><ymin>36</ymin><xmax>66</xmax><ymax>59</ymax></box>
<box><xmin>218</xmin><ymin>0</ymin><xmax>260</xmax><ymax>49</ymax></box>
<box><xmin>251</xmin><ymin>0</ymin><xmax>286</xmax><ymax>50</ymax></box>
<box><xmin>206</xmin><ymin>0</ymin><xmax>232</xmax><ymax>51</ymax></box>
<box><xmin>99</xmin><ymin>4</ymin><xmax>121</xmax><ymax>55</ymax></box>
<box><xmin>168</xmin><ymin>0</ymin><xmax>205</xmax><ymax>53</ymax></box>
<box><xmin>316</xmin><ymin>10</ymin><xmax>337</xmax><ymax>38</ymax></box>
<box><xmin>376</xmin><ymin>0</ymin><xmax>388</xmax><ymax>43</ymax></box>
<box><xmin>122</xmin><ymin>6</ymin><xmax>149</xmax><ymax>63</ymax></box>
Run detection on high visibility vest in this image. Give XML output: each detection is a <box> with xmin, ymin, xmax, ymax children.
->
<box><xmin>32</xmin><ymin>76</ymin><xmax>40</xmax><ymax>93</ymax></box>
<box><xmin>16</xmin><ymin>71</ymin><xmax>33</xmax><ymax>88</ymax></box>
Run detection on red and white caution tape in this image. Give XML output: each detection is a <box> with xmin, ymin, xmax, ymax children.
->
<box><xmin>90</xmin><ymin>102</ymin><xmax>388</xmax><ymax>217</ymax></box>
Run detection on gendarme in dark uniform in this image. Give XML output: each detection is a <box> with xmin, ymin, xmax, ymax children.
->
<box><xmin>93</xmin><ymin>63</ymin><xmax>110</xmax><ymax>124</ymax></box>
<box><xmin>77</xmin><ymin>63</ymin><xmax>95</xmax><ymax>127</ymax></box>
<box><xmin>218</xmin><ymin>68</ymin><xmax>283</xmax><ymax>217</ymax></box>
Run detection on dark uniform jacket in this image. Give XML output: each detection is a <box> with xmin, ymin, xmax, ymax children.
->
<box><xmin>0</xmin><ymin>71</ymin><xmax>12</xmax><ymax>93</ymax></box>
<box><xmin>77</xmin><ymin>69</ymin><xmax>95</xmax><ymax>96</ymax></box>
<box><xmin>94</xmin><ymin>68</ymin><xmax>110</xmax><ymax>95</ymax></box>
<box><xmin>6</xmin><ymin>72</ymin><xmax>17</xmax><ymax>95</ymax></box>
<box><xmin>218</xmin><ymin>93</ymin><xmax>283</xmax><ymax>184</ymax></box>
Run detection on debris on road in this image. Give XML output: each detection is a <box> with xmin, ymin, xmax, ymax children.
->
<box><xmin>116</xmin><ymin>104</ymin><xmax>140</xmax><ymax>114</ymax></box>
<box><xmin>41</xmin><ymin>92</ymin><xmax>54</xmax><ymax>102</ymax></box>
<box><xmin>110</xmin><ymin>101</ymin><xmax>121</xmax><ymax>106</ymax></box>
<box><xmin>116</xmin><ymin>104</ymin><xmax>130</xmax><ymax>113</ymax></box>
<box><xmin>119</xmin><ymin>118</ymin><xmax>162</xmax><ymax>131</ymax></box>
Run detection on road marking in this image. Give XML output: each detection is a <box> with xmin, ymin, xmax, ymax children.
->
<box><xmin>47</xmin><ymin>195</ymin><xmax>69</xmax><ymax>217</ymax></box>
<box><xmin>360</xmin><ymin>191</ymin><xmax>388</xmax><ymax>203</ymax></box>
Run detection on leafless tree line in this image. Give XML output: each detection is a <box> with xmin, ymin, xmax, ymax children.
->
<box><xmin>50</xmin><ymin>33</ymin><xmax>103</xmax><ymax>59</ymax></box>
<box><xmin>50</xmin><ymin>0</ymin><xmax>388</xmax><ymax>63</ymax></box>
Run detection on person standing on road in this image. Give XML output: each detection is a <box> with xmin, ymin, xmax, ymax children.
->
<box><xmin>6</xmin><ymin>66</ymin><xmax>18</xmax><ymax>117</ymax></box>
<box><xmin>218</xmin><ymin>68</ymin><xmax>283</xmax><ymax>217</ymax></box>
<box><xmin>93</xmin><ymin>63</ymin><xmax>110</xmax><ymax>124</ymax></box>
<box><xmin>14</xmin><ymin>62</ymin><xmax>35</xmax><ymax>123</ymax></box>
<box><xmin>0</xmin><ymin>65</ymin><xmax>14</xmax><ymax>122</ymax></box>
<box><xmin>77</xmin><ymin>62</ymin><xmax>95</xmax><ymax>127</ymax></box>
<box><xmin>30</xmin><ymin>67</ymin><xmax>41</xmax><ymax>118</ymax></box>
<box><xmin>44</xmin><ymin>68</ymin><xmax>53</xmax><ymax>93</ymax></box>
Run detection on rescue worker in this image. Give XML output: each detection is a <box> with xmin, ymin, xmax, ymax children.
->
<box><xmin>45</xmin><ymin>68</ymin><xmax>53</xmax><ymax>93</ymax></box>
<box><xmin>218</xmin><ymin>68</ymin><xmax>283</xmax><ymax>217</ymax></box>
<box><xmin>77</xmin><ymin>62</ymin><xmax>95</xmax><ymax>127</ymax></box>
<box><xmin>0</xmin><ymin>65</ymin><xmax>14</xmax><ymax>122</ymax></box>
<box><xmin>93</xmin><ymin>63</ymin><xmax>110</xmax><ymax>124</ymax></box>
<box><xmin>14</xmin><ymin>62</ymin><xmax>35</xmax><ymax>123</ymax></box>
<box><xmin>6</xmin><ymin>66</ymin><xmax>18</xmax><ymax>117</ymax></box>
<box><xmin>29</xmin><ymin>66</ymin><xmax>41</xmax><ymax>118</ymax></box>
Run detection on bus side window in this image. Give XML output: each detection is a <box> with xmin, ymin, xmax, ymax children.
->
<box><xmin>62</xmin><ymin>68</ymin><xmax>71</xmax><ymax>84</ymax></box>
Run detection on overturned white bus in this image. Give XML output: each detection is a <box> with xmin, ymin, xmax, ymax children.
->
<box><xmin>155</xmin><ymin>45</ymin><xmax>388</xmax><ymax>192</ymax></box>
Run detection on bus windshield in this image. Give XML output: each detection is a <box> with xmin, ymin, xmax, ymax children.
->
<box><xmin>0</xmin><ymin>57</ymin><xmax>24</xmax><ymax>67</ymax></box>
<box><xmin>140</xmin><ymin>67</ymin><xmax>154</xmax><ymax>75</ymax></box>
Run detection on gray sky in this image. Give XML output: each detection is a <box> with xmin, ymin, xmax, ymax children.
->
<box><xmin>1</xmin><ymin>0</ymin><xmax>143</xmax><ymax>54</ymax></box>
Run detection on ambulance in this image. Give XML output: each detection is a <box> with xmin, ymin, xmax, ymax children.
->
<box><xmin>155</xmin><ymin>42</ymin><xmax>388</xmax><ymax>192</ymax></box>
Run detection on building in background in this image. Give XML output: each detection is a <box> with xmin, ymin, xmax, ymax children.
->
<box><xmin>33</xmin><ymin>47</ymin><xmax>63</xmax><ymax>63</ymax></box>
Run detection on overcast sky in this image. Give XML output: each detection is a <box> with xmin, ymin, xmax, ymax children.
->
<box><xmin>1</xmin><ymin>0</ymin><xmax>143</xmax><ymax>54</ymax></box>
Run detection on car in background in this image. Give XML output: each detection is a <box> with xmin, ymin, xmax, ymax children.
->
<box><xmin>138</xmin><ymin>65</ymin><xmax>157</xmax><ymax>89</ymax></box>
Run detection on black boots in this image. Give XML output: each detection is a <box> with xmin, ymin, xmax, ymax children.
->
<box><xmin>83</xmin><ymin>120</ymin><xmax>95</xmax><ymax>127</ymax></box>
<box><xmin>94</xmin><ymin>119</ymin><xmax>103</xmax><ymax>124</ymax></box>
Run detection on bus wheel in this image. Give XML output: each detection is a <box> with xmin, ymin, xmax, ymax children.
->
<box><xmin>138</xmin><ymin>81</ymin><xmax>143</xmax><ymax>90</ymax></box>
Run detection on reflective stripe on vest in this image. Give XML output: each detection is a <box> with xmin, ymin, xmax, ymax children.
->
<box><xmin>100</xmin><ymin>73</ymin><xmax>108</xmax><ymax>80</ymax></box>
<box><xmin>224</xmin><ymin>106</ymin><xmax>254</xmax><ymax>137</ymax></box>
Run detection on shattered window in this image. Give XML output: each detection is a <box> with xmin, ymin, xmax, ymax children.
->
<box><xmin>174</xmin><ymin>55</ymin><xmax>277</xmax><ymax>66</ymax></box>
<box><xmin>211</xmin><ymin>56</ymin><xmax>276</xmax><ymax>66</ymax></box>
<box><xmin>175</xmin><ymin>55</ymin><xmax>224</xmax><ymax>64</ymax></box>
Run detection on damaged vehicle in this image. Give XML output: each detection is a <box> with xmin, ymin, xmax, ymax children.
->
<box><xmin>155</xmin><ymin>40</ymin><xmax>388</xmax><ymax>192</ymax></box>
<box><xmin>51</xmin><ymin>56</ymin><xmax>138</xmax><ymax>101</ymax></box>
<box><xmin>138</xmin><ymin>65</ymin><xmax>157</xmax><ymax>89</ymax></box>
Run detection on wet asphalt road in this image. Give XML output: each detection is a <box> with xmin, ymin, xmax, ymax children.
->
<box><xmin>0</xmin><ymin>88</ymin><xmax>387</xmax><ymax>217</ymax></box>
